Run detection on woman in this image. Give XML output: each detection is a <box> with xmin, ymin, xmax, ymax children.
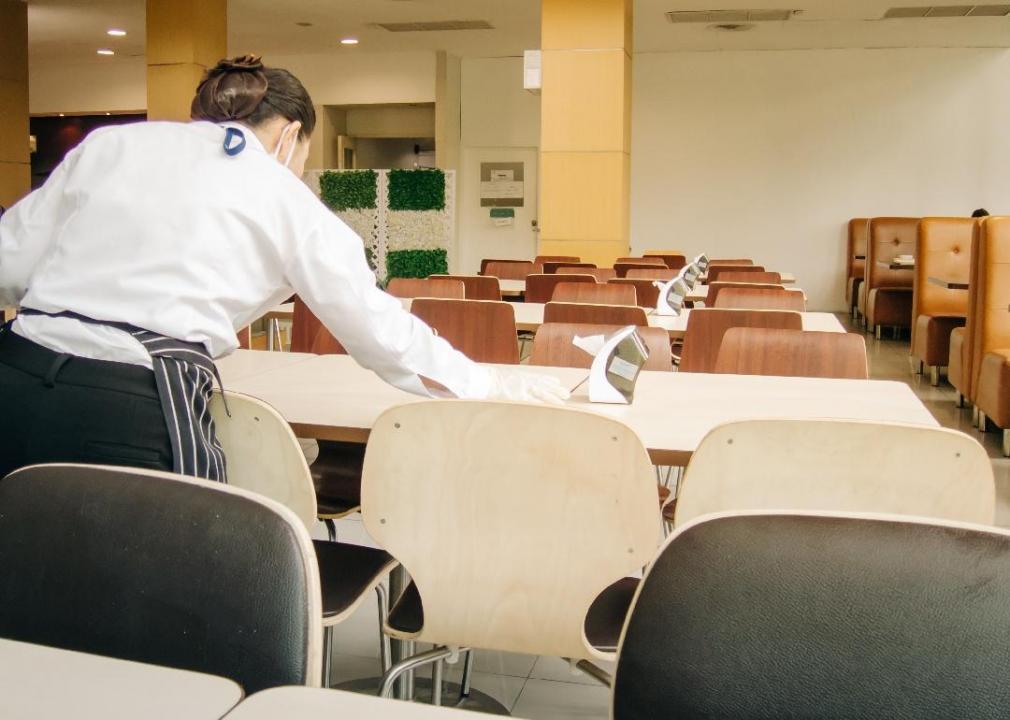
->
<box><xmin>0</xmin><ymin>55</ymin><xmax>568</xmax><ymax>481</ymax></box>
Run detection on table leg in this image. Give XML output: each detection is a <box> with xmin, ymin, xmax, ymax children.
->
<box><xmin>388</xmin><ymin>566</ymin><xmax>410</xmax><ymax>700</ymax></box>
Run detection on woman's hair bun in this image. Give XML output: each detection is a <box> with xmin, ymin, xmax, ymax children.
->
<box><xmin>190</xmin><ymin>54</ymin><xmax>269</xmax><ymax>123</ymax></box>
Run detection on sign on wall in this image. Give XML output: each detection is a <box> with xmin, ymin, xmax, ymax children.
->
<box><xmin>480</xmin><ymin>161</ymin><xmax>525</xmax><ymax>208</ymax></box>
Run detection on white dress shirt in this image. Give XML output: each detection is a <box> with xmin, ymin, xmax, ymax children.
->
<box><xmin>0</xmin><ymin>120</ymin><xmax>491</xmax><ymax>399</ymax></box>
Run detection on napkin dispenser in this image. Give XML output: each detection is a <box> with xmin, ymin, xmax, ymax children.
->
<box><xmin>683</xmin><ymin>262</ymin><xmax>701</xmax><ymax>287</ymax></box>
<box><xmin>654</xmin><ymin>270</ymin><xmax>691</xmax><ymax>317</ymax></box>
<box><xmin>693</xmin><ymin>253</ymin><xmax>710</xmax><ymax>273</ymax></box>
<box><xmin>588</xmin><ymin>326</ymin><xmax>649</xmax><ymax>405</ymax></box>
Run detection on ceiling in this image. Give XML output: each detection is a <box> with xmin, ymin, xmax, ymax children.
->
<box><xmin>26</xmin><ymin>0</ymin><xmax>1010</xmax><ymax>66</ymax></box>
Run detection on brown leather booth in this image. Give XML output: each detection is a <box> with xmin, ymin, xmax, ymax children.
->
<box><xmin>846</xmin><ymin>219</ymin><xmax>868</xmax><ymax>318</ymax></box>
<box><xmin>860</xmin><ymin>217</ymin><xmax>917</xmax><ymax>336</ymax></box>
<box><xmin>970</xmin><ymin>218</ymin><xmax>1010</xmax><ymax>455</ymax></box>
<box><xmin>949</xmin><ymin>227</ymin><xmax>984</xmax><ymax>405</ymax></box>
<box><xmin>910</xmin><ymin>218</ymin><xmax>972</xmax><ymax>384</ymax></box>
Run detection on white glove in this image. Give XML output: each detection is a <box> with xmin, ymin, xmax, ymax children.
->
<box><xmin>485</xmin><ymin>367</ymin><xmax>572</xmax><ymax>405</ymax></box>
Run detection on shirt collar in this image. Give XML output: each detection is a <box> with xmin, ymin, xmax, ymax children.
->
<box><xmin>219</xmin><ymin>121</ymin><xmax>267</xmax><ymax>154</ymax></box>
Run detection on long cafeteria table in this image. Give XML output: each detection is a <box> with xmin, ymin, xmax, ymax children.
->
<box><xmin>218</xmin><ymin>351</ymin><xmax>938</xmax><ymax>467</ymax></box>
<box><xmin>223</xmin><ymin>686</ymin><xmax>489</xmax><ymax>719</ymax></box>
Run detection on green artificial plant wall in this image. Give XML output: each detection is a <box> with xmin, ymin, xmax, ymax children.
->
<box><xmin>319</xmin><ymin>170</ymin><xmax>377</xmax><ymax>211</ymax></box>
<box><xmin>388</xmin><ymin>169</ymin><xmax>445</xmax><ymax>211</ymax></box>
<box><xmin>386</xmin><ymin>249</ymin><xmax>448</xmax><ymax>279</ymax></box>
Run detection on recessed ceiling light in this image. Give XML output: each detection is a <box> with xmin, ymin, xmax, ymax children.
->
<box><xmin>58</xmin><ymin>113</ymin><xmax>65</xmax><ymax>117</ymax></box>
<box><xmin>340</xmin><ymin>37</ymin><xmax>359</xmax><ymax>45</ymax></box>
<box><xmin>107</xmin><ymin>28</ymin><xmax>126</xmax><ymax>37</ymax></box>
<box><xmin>97</xmin><ymin>48</ymin><xmax>115</xmax><ymax>55</ymax></box>
<box><xmin>105</xmin><ymin>112</ymin><xmax>111</xmax><ymax>116</ymax></box>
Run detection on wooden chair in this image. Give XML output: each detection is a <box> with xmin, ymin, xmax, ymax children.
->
<box><xmin>483</xmin><ymin>260</ymin><xmax>534</xmax><ymax>280</ymax></box>
<box><xmin>429</xmin><ymin>274</ymin><xmax>502</xmax><ymax>301</ymax></box>
<box><xmin>552</xmin><ymin>281</ymin><xmax>637</xmax><ymax>306</ymax></box>
<box><xmin>678</xmin><ymin>308</ymin><xmax>802</xmax><ymax>374</ymax></box>
<box><xmin>626</xmin><ymin>267</ymin><xmax>679</xmax><ymax>281</ymax></box>
<box><xmin>211</xmin><ymin>392</ymin><xmax>398</xmax><ymax>687</ymax></box>
<box><xmin>714</xmin><ymin>287</ymin><xmax>806</xmax><ymax>311</ymax></box>
<box><xmin>616</xmin><ymin>257</ymin><xmax>666</xmax><ymax>266</ymax></box>
<box><xmin>560</xmin><ymin>266</ymin><xmax>617</xmax><ymax>282</ymax></box>
<box><xmin>709</xmin><ymin>258</ymin><xmax>754</xmax><ymax>265</ymax></box>
<box><xmin>714</xmin><ymin>327</ymin><xmax>868</xmax><ymax>379</ymax></box>
<box><xmin>707</xmin><ymin>265</ymin><xmax>768</xmax><ymax>283</ymax></box>
<box><xmin>531</xmin><ymin>323</ymin><xmax>673</xmax><ymax>372</ymax></box>
<box><xmin>361</xmin><ymin>401</ymin><xmax>660</xmax><ymax>694</ymax></box>
<box><xmin>704</xmin><ymin>281</ymin><xmax>785</xmax><ymax>306</ymax></box>
<box><xmin>533</xmin><ymin>255</ymin><xmax>580</xmax><ymax>273</ymax></box>
<box><xmin>615</xmin><ymin>262</ymin><xmax>666</xmax><ymax>278</ymax></box>
<box><xmin>716</xmin><ymin>271</ymin><xmax>782</xmax><ymax>284</ymax></box>
<box><xmin>670</xmin><ymin>419</ymin><xmax>994</xmax><ymax>528</ymax></box>
<box><xmin>643</xmin><ymin>253</ymin><xmax>687</xmax><ymax>270</ymax></box>
<box><xmin>543</xmin><ymin>261</ymin><xmax>597</xmax><ymax>275</ymax></box>
<box><xmin>544</xmin><ymin>302</ymin><xmax>648</xmax><ymax>327</ymax></box>
<box><xmin>610</xmin><ymin>278</ymin><xmax>660</xmax><ymax>308</ymax></box>
<box><xmin>411</xmin><ymin>298</ymin><xmax>520</xmax><ymax>364</ymax></box>
<box><xmin>525</xmin><ymin>273</ymin><xmax>596</xmax><ymax>304</ymax></box>
<box><xmin>386</xmin><ymin>278</ymin><xmax>465</xmax><ymax>300</ymax></box>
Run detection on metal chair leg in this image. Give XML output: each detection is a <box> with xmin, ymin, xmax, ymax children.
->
<box><xmin>929</xmin><ymin>366</ymin><xmax>940</xmax><ymax>387</ymax></box>
<box><xmin>375</xmin><ymin>583</ymin><xmax>392</xmax><ymax>673</ymax></box>
<box><xmin>323</xmin><ymin>626</ymin><xmax>334</xmax><ymax>688</ymax></box>
<box><xmin>378</xmin><ymin>646</ymin><xmax>455</xmax><ymax>699</ymax></box>
<box><xmin>459</xmin><ymin>650</ymin><xmax>475</xmax><ymax>700</ymax></box>
<box><xmin>875</xmin><ymin>325</ymin><xmax>882</xmax><ymax>340</ymax></box>
<box><xmin>432</xmin><ymin>658</ymin><xmax>444</xmax><ymax>706</ymax></box>
<box><xmin>324</xmin><ymin>518</ymin><xmax>337</xmax><ymax>542</ymax></box>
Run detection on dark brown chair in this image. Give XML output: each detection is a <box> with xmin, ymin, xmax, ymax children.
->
<box><xmin>552</xmin><ymin>282</ymin><xmax>637</xmax><ymax>306</ymax></box>
<box><xmin>679</xmin><ymin>308</ymin><xmax>803</xmax><ymax>374</ymax></box>
<box><xmin>483</xmin><ymin>260</ymin><xmax>535</xmax><ymax>280</ymax></box>
<box><xmin>615</xmin><ymin>262</ymin><xmax>666</xmax><ymax>278</ymax></box>
<box><xmin>861</xmin><ymin>217</ymin><xmax>917</xmax><ymax>336</ymax></box>
<box><xmin>560</xmin><ymin>266</ymin><xmax>617</xmax><ymax>282</ymax></box>
<box><xmin>525</xmin><ymin>273</ymin><xmax>596</xmax><ymax>304</ymax></box>
<box><xmin>950</xmin><ymin>225</ymin><xmax>984</xmax><ymax>407</ymax></box>
<box><xmin>714</xmin><ymin>287</ymin><xmax>806</xmax><ymax>312</ymax></box>
<box><xmin>847</xmin><ymin>219</ymin><xmax>869</xmax><ymax>318</ymax></box>
<box><xmin>543</xmin><ymin>302</ymin><xmax>648</xmax><ymax>327</ymax></box>
<box><xmin>533</xmin><ymin>255</ymin><xmax>581</xmax><ymax>273</ymax></box>
<box><xmin>531</xmin><ymin>323</ymin><xmax>673</xmax><ymax>372</ymax></box>
<box><xmin>386</xmin><ymin>278</ymin><xmax>465</xmax><ymax>300</ymax></box>
<box><xmin>705</xmin><ymin>282</ymin><xmax>784</xmax><ymax>307</ymax></box>
<box><xmin>543</xmin><ymin>261</ymin><xmax>597</xmax><ymax>275</ymax></box>
<box><xmin>643</xmin><ymin>253</ymin><xmax>687</xmax><ymax>270</ymax></box>
<box><xmin>411</xmin><ymin>298</ymin><xmax>520</xmax><ymax>364</ymax></box>
<box><xmin>717</xmin><ymin>271</ymin><xmax>782</xmax><ymax>284</ymax></box>
<box><xmin>626</xmin><ymin>267</ymin><xmax>680</xmax><ymax>281</ymax></box>
<box><xmin>707</xmin><ymin>265</ymin><xmax>768</xmax><ymax>283</ymax></box>
<box><xmin>429</xmin><ymin>275</ymin><xmax>502</xmax><ymax>301</ymax></box>
<box><xmin>714</xmin><ymin>327</ymin><xmax>868</xmax><ymax>380</ymax></box>
<box><xmin>610</xmin><ymin>279</ymin><xmax>660</xmax><ymax>308</ymax></box>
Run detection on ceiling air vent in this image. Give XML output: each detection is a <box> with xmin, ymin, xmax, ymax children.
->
<box><xmin>884</xmin><ymin>4</ymin><xmax>1010</xmax><ymax>18</ymax></box>
<box><xmin>666</xmin><ymin>9</ymin><xmax>799</xmax><ymax>23</ymax></box>
<box><xmin>376</xmin><ymin>20</ymin><xmax>494</xmax><ymax>32</ymax></box>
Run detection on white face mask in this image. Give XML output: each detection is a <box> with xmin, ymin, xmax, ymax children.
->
<box><xmin>272</xmin><ymin>122</ymin><xmax>298</xmax><ymax>168</ymax></box>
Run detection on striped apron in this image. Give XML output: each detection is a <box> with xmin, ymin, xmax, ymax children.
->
<box><xmin>18</xmin><ymin>308</ymin><xmax>228</xmax><ymax>482</ymax></box>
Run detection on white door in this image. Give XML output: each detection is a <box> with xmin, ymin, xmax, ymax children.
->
<box><xmin>456</xmin><ymin>147</ymin><xmax>538</xmax><ymax>274</ymax></box>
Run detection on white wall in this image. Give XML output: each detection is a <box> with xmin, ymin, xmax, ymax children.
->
<box><xmin>631</xmin><ymin>48</ymin><xmax>1010</xmax><ymax>311</ymax></box>
<box><xmin>30</xmin><ymin>58</ymin><xmax>146</xmax><ymax>114</ymax></box>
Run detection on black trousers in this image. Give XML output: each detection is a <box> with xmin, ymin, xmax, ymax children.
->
<box><xmin>0</xmin><ymin>329</ymin><xmax>173</xmax><ymax>479</ymax></box>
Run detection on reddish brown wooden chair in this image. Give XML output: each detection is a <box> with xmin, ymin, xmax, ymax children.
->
<box><xmin>525</xmin><ymin>274</ymin><xmax>596</xmax><ymax>304</ymax></box>
<box><xmin>411</xmin><ymin>298</ymin><xmax>520</xmax><ymax>364</ymax></box>
<box><xmin>290</xmin><ymin>297</ymin><xmax>347</xmax><ymax>355</ymax></box>
<box><xmin>643</xmin><ymin>253</ymin><xmax>687</xmax><ymax>270</ymax></box>
<box><xmin>707</xmin><ymin>265</ymin><xmax>768</xmax><ymax>283</ymax></box>
<box><xmin>533</xmin><ymin>255</ymin><xmax>581</xmax><ymax>273</ymax></box>
<box><xmin>709</xmin><ymin>258</ymin><xmax>754</xmax><ymax>265</ymax></box>
<box><xmin>543</xmin><ymin>261</ymin><xmax>597</xmax><ymax>275</ymax></box>
<box><xmin>714</xmin><ymin>287</ymin><xmax>806</xmax><ymax>312</ymax></box>
<box><xmin>610</xmin><ymin>279</ymin><xmax>660</xmax><ymax>308</ymax></box>
<box><xmin>705</xmin><ymin>282</ymin><xmax>784</xmax><ymax>306</ymax></box>
<box><xmin>429</xmin><ymin>275</ymin><xmax>502</xmax><ymax>301</ymax></box>
<box><xmin>626</xmin><ymin>267</ymin><xmax>680</xmax><ymax>281</ymax></box>
<box><xmin>483</xmin><ymin>260</ymin><xmax>535</xmax><ymax>280</ymax></box>
<box><xmin>716</xmin><ymin>271</ymin><xmax>782</xmax><ymax>285</ymax></box>
<box><xmin>615</xmin><ymin>262</ymin><xmax>668</xmax><ymax>278</ymax></box>
<box><xmin>616</xmin><ymin>257</ymin><xmax>666</xmax><ymax>266</ymax></box>
<box><xmin>558</xmin><ymin>266</ymin><xmax>617</xmax><ymax>282</ymax></box>
<box><xmin>386</xmin><ymin>278</ymin><xmax>465</xmax><ymax>299</ymax></box>
<box><xmin>531</xmin><ymin>323</ymin><xmax>673</xmax><ymax>372</ymax></box>
<box><xmin>552</xmin><ymin>282</ymin><xmax>637</xmax><ymax>306</ymax></box>
<box><xmin>714</xmin><ymin>327</ymin><xmax>868</xmax><ymax>380</ymax></box>
<box><xmin>678</xmin><ymin>308</ymin><xmax>802</xmax><ymax>374</ymax></box>
<box><xmin>543</xmin><ymin>302</ymin><xmax>648</xmax><ymax>327</ymax></box>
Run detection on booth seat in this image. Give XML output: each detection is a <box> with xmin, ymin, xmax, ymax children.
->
<box><xmin>860</xmin><ymin>217</ymin><xmax>917</xmax><ymax>336</ymax></box>
<box><xmin>846</xmin><ymin>218</ymin><xmax>868</xmax><ymax>318</ymax></box>
<box><xmin>971</xmin><ymin>217</ymin><xmax>1010</xmax><ymax>456</ymax></box>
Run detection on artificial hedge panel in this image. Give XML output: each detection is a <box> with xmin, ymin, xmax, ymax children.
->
<box><xmin>319</xmin><ymin>170</ymin><xmax>377</xmax><ymax>211</ymax></box>
<box><xmin>386</xmin><ymin>249</ymin><xmax>448</xmax><ymax>279</ymax></box>
<box><xmin>388</xmin><ymin>169</ymin><xmax>445</xmax><ymax>211</ymax></box>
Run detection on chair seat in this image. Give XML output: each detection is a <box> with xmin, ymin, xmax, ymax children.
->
<box><xmin>313</xmin><ymin>540</ymin><xmax>396</xmax><ymax>620</ymax></box>
<box><xmin>311</xmin><ymin>441</ymin><xmax>365</xmax><ymax>518</ymax></box>
<box><xmin>387</xmin><ymin>576</ymin><xmax>639</xmax><ymax>652</ymax></box>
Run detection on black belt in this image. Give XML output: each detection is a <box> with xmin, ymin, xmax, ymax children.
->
<box><xmin>14</xmin><ymin>309</ymin><xmax>228</xmax><ymax>482</ymax></box>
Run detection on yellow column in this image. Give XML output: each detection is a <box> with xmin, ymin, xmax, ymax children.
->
<box><xmin>146</xmin><ymin>0</ymin><xmax>227</xmax><ymax>122</ymax></box>
<box><xmin>0</xmin><ymin>0</ymin><xmax>30</xmax><ymax>208</ymax></box>
<box><xmin>539</xmin><ymin>0</ymin><xmax>632</xmax><ymax>267</ymax></box>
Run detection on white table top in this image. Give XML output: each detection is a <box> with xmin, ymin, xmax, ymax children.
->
<box><xmin>224</xmin><ymin>686</ymin><xmax>490</xmax><ymax>719</ymax></box>
<box><xmin>219</xmin><ymin>351</ymin><xmax>937</xmax><ymax>465</ymax></box>
<box><xmin>499</xmin><ymin>279</ymin><xmax>525</xmax><ymax>296</ymax></box>
<box><xmin>700</xmin><ymin>272</ymin><xmax>796</xmax><ymax>285</ymax></box>
<box><xmin>0</xmin><ymin>638</ymin><xmax>242</xmax><ymax>720</ymax></box>
<box><xmin>649</xmin><ymin>309</ymin><xmax>844</xmax><ymax>335</ymax></box>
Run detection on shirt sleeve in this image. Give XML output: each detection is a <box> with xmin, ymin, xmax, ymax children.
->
<box><xmin>0</xmin><ymin>149</ymin><xmax>78</xmax><ymax>307</ymax></box>
<box><xmin>284</xmin><ymin>209</ymin><xmax>493</xmax><ymax>400</ymax></box>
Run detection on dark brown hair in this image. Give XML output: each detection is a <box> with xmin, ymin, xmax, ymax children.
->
<box><xmin>191</xmin><ymin>55</ymin><xmax>315</xmax><ymax>139</ymax></box>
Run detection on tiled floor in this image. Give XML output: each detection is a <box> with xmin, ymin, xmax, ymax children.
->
<box><xmin>322</xmin><ymin>313</ymin><xmax>1010</xmax><ymax>717</ymax></box>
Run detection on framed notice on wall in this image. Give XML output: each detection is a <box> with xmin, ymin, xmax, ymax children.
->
<box><xmin>480</xmin><ymin>162</ymin><xmax>525</xmax><ymax>208</ymax></box>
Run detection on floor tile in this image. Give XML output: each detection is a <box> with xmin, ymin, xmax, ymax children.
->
<box><xmin>511</xmin><ymin>678</ymin><xmax>610</xmax><ymax>719</ymax></box>
<box><xmin>528</xmin><ymin>656</ymin><xmax>614</xmax><ymax>686</ymax></box>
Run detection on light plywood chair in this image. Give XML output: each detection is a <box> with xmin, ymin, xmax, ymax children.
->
<box><xmin>386</xmin><ymin>278</ymin><xmax>465</xmax><ymax>300</ymax></box>
<box><xmin>544</xmin><ymin>302</ymin><xmax>648</xmax><ymax>327</ymax></box>
<box><xmin>714</xmin><ymin>327</ymin><xmax>868</xmax><ymax>380</ymax></box>
<box><xmin>669</xmin><ymin>419</ymin><xmax>994</xmax><ymax>528</ymax></box>
<box><xmin>714</xmin><ymin>287</ymin><xmax>806</xmax><ymax>312</ymax></box>
<box><xmin>552</xmin><ymin>281</ymin><xmax>638</xmax><ymax>306</ymax></box>
<box><xmin>531</xmin><ymin>323</ymin><xmax>674</xmax><ymax>372</ymax></box>
<box><xmin>362</xmin><ymin>401</ymin><xmax>661</xmax><ymax>697</ymax></box>
<box><xmin>678</xmin><ymin>309</ymin><xmax>802</xmax><ymax>374</ymax></box>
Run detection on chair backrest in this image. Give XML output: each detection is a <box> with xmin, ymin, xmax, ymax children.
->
<box><xmin>705</xmin><ymin>281</ymin><xmax>785</xmax><ymax>306</ymax></box>
<box><xmin>290</xmin><ymin>297</ymin><xmax>346</xmax><ymax>355</ymax></box>
<box><xmin>674</xmin><ymin>419</ymin><xmax>994</xmax><ymax>527</ymax></box>
<box><xmin>362</xmin><ymin>401</ymin><xmax>659</xmax><ymax>661</ymax></box>
<box><xmin>210</xmin><ymin>391</ymin><xmax>317</xmax><ymax>531</ymax></box>
<box><xmin>0</xmin><ymin>464</ymin><xmax>322</xmax><ymax>694</ymax></box>
<box><xmin>530</xmin><ymin>322</ymin><xmax>673</xmax><ymax>372</ymax></box>
<box><xmin>716</xmin><ymin>271</ymin><xmax>782</xmax><ymax>284</ymax></box>
<box><xmin>483</xmin><ymin>260</ymin><xmax>534</xmax><ymax>280</ymax></box>
<box><xmin>543</xmin><ymin>302</ymin><xmax>649</xmax><ymax>327</ymax></box>
<box><xmin>386</xmin><ymin>277</ymin><xmax>465</xmax><ymax>300</ymax></box>
<box><xmin>911</xmin><ymin>217</ymin><xmax>973</xmax><ymax>353</ymax></box>
<box><xmin>560</xmin><ymin>266</ymin><xmax>617</xmax><ymax>282</ymax></box>
<box><xmin>643</xmin><ymin>253</ymin><xmax>687</xmax><ymax>270</ymax></box>
<box><xmin>866</xmin><ymin>217</ymin><xmax>918</xmax><ymax>290</ymax></box>
<box><xmin>847</xmin><ymin>218</ymin><xmax>869</xmax><ymax>280</ymax></box>
<box><xmin>552</xmin><ymin>281</ymin><xmax>638</xmax><ymax>306</ymax></box>
<box><xmin>708</xmin><ymin>258</ymin><xmax>754</xmax><ymax>265</ymax></box>
<box><xmin>679</xmin><ymin>309</ymin><xmax>802</xmax><ymax>374</ymax></box>
<box><xmin>614</xmin><ymin>512</ymin><xmax>1010</xmax><ymax>719</ymax></box>
<box><xmin>610</xmin><ymin>278</ymin><xmax>660</xmax><ymax>308</ymax></box>
<box><xmin>715</xmin><ymin>327</ymin><xmax>868</xmax><ymax>379</ymax></box>
<box><xmin>411</xmin><ymin>298</ymin><xmax>519</xmax><ymax>364</ymax></box>
<box><xmin>626</xmin><ymin>267</ymin><xmax>680</xmax><ymax>281</ymax></box>
<box><xmin>543</xmin><ymin>261</ymin><xmax>597</xmax><ymax>275</ymax></box>
<box><xmin>533</xmin><ymin>255</ymin><xmax>581</xmax><ymax>273</ymax></box>
<box><xmin>429</xmin><ymin>274</ymin><xmax>502</xmax><ymax>301</ymax></box>
<box><xmin>615</xmin><ymin>262</ymin><xmax>665</xmax><ymax>278</ymax></box>
<box><xmin>706</xmin><ymin>265</ymin><xmax>768</xmax><ymax>283</ymax></box>
<box><xmin>970</xmin><ymin>216</ymin><xmax>1010</xmax><ymax>394</ymax></box>
<box><xmin>616</xmin><ymin>257</ymin><xmax>666</xmax><ymax>266</ymax></box>
<box><xmin>713</xmin><ymin>287</ymin><xmax>806</xmax><ymax>311</ymax></box>
<box><xmin>525</xmin><ymin>273</ymin><xmax>597</xmax><ymax>304</ymax></box>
